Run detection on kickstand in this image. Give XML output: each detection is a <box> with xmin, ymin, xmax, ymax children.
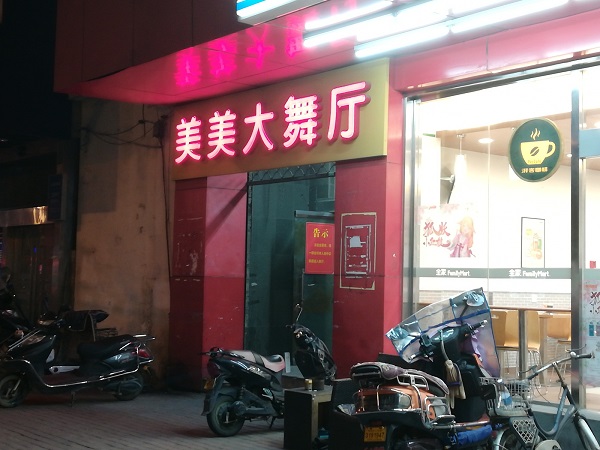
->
<box><xmin>269</xmin><ymin>417</ymin><xmax>276</xmax><ymax>429</ymax></box>
<box><xmin>70</xmin><ymin>392</ymin><xmax>76</xmax><ymax>407</ymax></box>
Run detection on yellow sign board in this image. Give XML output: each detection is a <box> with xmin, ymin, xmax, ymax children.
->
<box><xmin>172</xmin><ymin>59</ymin><xmax>390</xmax><ymax>179</ymax></box>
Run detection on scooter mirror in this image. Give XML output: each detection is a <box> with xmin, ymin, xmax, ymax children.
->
<box><xmin>293</xmin><ymin>303</ymin><xmax>303</xmax><ymax>323</ymax></box>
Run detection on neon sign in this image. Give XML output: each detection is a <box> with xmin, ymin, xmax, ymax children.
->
<box><xmin>174</xmin><ymin>81</ymin><xmax>371</xmax><ymax>165</ymax></box>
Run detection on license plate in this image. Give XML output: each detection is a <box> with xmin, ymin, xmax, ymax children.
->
<box><xmin>364</xmin><ymin>426</ymin><xmax>386</xmax><ymax>442</ymax></box>
<box><xmin>204</xmin><ymin>378</ymin><xmax>215</xmax><ymax>391</ymax></box>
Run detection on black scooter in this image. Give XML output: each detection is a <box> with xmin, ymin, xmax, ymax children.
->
<box><xmin>201</xmin><ymin>303</ymin><xmax>335</xmax><ymax>437</ymax></box>
<box><xmin>0</xmin><ymin>318</ymin><xmax>155</xmax><ymax>408</ymax></box>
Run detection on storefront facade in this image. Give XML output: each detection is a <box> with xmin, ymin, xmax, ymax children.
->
<box><xmin>48</xmin><ymin>3</ymin><xmax>600</xmax><ymax>403</ymax></box>
<box><xmin>394</xmin><ymin>8</ymin><xmax>600</xmax><ymax>406</ymax></box>
<box><xmin>168</xmin><ymin>59</ymin><xmax>403</xmax><ymax>385</ymax></box>
<box><xmin>168</xmin><ymin>7</ymin><xmax>600</xmax><ymax>403</ymax></box>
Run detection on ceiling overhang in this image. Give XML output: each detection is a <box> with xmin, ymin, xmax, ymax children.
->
<box><xmin>56</xmin><ymin>0</ymin><xmax>600</xmax><ymax>106</ymax></box>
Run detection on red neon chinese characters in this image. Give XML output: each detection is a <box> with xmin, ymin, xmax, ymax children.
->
<box><xmin>175</xmin><ymin>116</ymin><xmax>202</xmax><ymax>163</ymax></box>
<box><xmin>328</xmin><ymin>81</ymin><xmax>370</xmax><ymax>142</ymax></box>
<box><xmin>242</xmin><ymin>103</ymin><xmax>275</xmax><ymax>155</ymax></box>
<box><xmin>283</xmin><ymin>95</ymin><xmax>320</xmax><ymax>148</ymax></box>
<box><xmin>207</xmin><ymin>110</ymin><xmax>237</xmax><ymax>160</ymax></box>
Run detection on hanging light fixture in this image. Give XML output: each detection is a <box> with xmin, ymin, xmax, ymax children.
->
<box><xmin>454</xmin><ymin>134</ymin><xmax>467</xmax><ymax>179</ymax></box>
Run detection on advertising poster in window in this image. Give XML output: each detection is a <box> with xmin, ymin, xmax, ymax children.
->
<box><xmin>418</xmin><ymin>203</ymin><xmax>485</xmax><ymax>269</ymax></box>
<box><xmin>582</xmin><ymin>281</ymin><xmax>600</xmax><ymax>387</ymax></box>
<box><xmin>521</xmin><ymin>217</ymin><xmax>545</xmax><ymax>268</ymax></box>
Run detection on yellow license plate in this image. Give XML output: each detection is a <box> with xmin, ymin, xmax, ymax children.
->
<box><xmin>364</xmin><ymin>426</ymin><xmax>386</xmax><ymax>442</ymax></box>
<box><xmin>204</xmin><ymin>378</ymin><xmax>215</xmax><ymax>390</ymax></box>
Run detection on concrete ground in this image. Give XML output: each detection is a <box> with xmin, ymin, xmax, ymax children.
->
<box><xmin>2</xmin><ymin>389</ymin><xmax>285</xmax><ymax>449</ymax></box>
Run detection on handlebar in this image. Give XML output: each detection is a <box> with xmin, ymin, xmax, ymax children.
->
<box><xmin>526</xmin><ymin>351</ymin><xmax>594</xmax><ymax>380</ymax></box>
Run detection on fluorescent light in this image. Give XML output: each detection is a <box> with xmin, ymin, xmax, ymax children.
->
<box><xmin>357</xmin><ymin>2</ymin><xmax>447</xmax><ymax>42</ymax></box>
<box><xmin>237</xmin><ymin>0</ymin><xmax>326</xmax><ymax>25</ymax></box>
<box><xmin>479</xmin><ymin>137</ymin><xmax>494</xmax><ymax>144</ymax></box>
<box><xmin>450</xmin><ymin>0</ymin><xmax>569</xmax><ymax>33</ymax></box>
<box><xmin>449</xmin><ymin>0</ymin><xmax>510</xmax><ymax>15</ymax></box>
<box><xmin>305</xmin><ymin>1</ymin><xmax>392</xmax><ymax>31</ymax></box>
<box><xmin>305</xmin><ymin>14</ymin><xmax>393</xmax><ymax>48</ymax></box>
<box><xmin>355</xmin><ymin>24</ymin><xmax>450</xmax><ymax>59</ymax></box>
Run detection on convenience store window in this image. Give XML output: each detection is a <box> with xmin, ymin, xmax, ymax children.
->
<box><xmin>407</xmin><ymin>67</ymin><xmax>600</xmax><ymax>406</ymax></box>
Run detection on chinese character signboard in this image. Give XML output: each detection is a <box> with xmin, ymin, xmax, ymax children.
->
<box><xmin>305</xmin><ymin>222</ymin><xmax>334</xmax><ymax>274</ymax></box>
<box><xmin>509</xmin><ymin>118</ymin><xmax>562</xmax><ymax>182</ymax></box>
<box><xmin>172</xmin><ymin>59</ymin><xmax>390</xmax><ymax>179</ymax></box>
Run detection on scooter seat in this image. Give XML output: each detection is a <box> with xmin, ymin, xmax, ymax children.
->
<box><xmin>229</xmin><ymin>350</ymin><xmax>286</xmax><ymax>373</ymax></box>
<box><xmin>77</xmin><ymin>334</ymin><xmax>134</xmax><ymax>360</ymax></box>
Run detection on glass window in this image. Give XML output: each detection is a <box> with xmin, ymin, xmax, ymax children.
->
<box><xmin>407</xmin><ymin>70</ymin><xmax>600</xmax><ymax>402</ymax></box>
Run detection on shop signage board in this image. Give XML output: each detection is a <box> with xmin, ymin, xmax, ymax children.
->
<box><xmin>305</xmin><ymin>222</ymin><xmax>334</xmax><ymax>274</ymax></box>
<box><xmin>171</xmin><ymin>59</ymin><xmax>390</xmax><ymax>179</ymax></box>
<box><xmin>509</xmin><ymin>118</ymin><xmax>562</xmax><ymax>182</ymax></box>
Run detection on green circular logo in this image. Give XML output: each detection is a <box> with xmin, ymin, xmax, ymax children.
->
<box><xmin>509</xmin><ymin>118</ymin><xmax>562</xmax><ymax>182</ymax></box>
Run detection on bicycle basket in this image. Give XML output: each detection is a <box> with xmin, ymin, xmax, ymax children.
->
<box><xmin>480</xmin><ymin>377</ymin><xmax>531</xmax><ymax>417</ymax></box>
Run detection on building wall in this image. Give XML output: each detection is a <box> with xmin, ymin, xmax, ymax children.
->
<box><xmin>54</xmin><ymin>0</ymin><xmax>247</xmax><ymax>92</ymax></box>
<box><xmin>74</xmin><ymin>99</ymin><xmax>172</xmax><ymax>381</ymax></box>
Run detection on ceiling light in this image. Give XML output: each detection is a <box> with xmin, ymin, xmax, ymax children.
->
<box><xmin>305</xmin><ymin>14</ymin><xmax>393</xmax><ymax>48</ymax></box>
<box><xmin>450</xmin><ymin>0</ymin><xmax>569</xmax><ymax>34</ymax></box>
<box><xmin>449</xmin><ymin>0</ymin><xmax>511</xmax><ymax>15</ymax></box>
<box><xmin>479</xmin><ymin>137</ymin><xmax>494</xmax><ymax>144</ymax></box>
<box><xmin>237</xmin><ymin>0</ymin><xmax>327</xmax><ymax>25</ymax></box>
<box><xmin>357</xmin><ymin>2</ymin><xmax>447</xmax><ymax>42</ymax></box>
<box><xmin>305</xmin><ymin>0</ymin><xmax>392</xmax><ymax>31</ymax></box>
<box><xmin>355</xmin><ymin>24</ymin><xmax>450</xmax><ymax>59</ymax></box>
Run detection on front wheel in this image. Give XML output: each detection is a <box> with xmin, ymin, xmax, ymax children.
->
<box><xmin>575</xmin><ymin>415</ymin><xmax>600</xmax><ymax>450</ymax></box>
<box><xmin>0</xmin><ymin>373</ymin><xmax>29</xmax><ymax>408</ymax></box>
<box><xmin>206</xmin><ymin>395</ymin><xmax>245</xmax><ymax>437</ymax></box>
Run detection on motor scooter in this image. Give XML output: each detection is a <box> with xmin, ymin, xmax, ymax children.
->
<box><xmin>201</xmin><ymin>303</ymin><xmax>335</xmax><ymax>437</ymax></box>
<box><xmin>0</xmin><ymin>318</ymin><xmax>155</xmax><ymax>408</ymax></box>
<box><xmin>349</xmin><ymin>288</ymin><xmax>560</xmax><ymax>450</ymax></box>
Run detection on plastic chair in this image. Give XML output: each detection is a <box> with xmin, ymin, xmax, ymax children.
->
<box><xmin>525</xmin><ymin>310</ymin><xmax>542</xmax><ymax>369</ymax></box>
<box><xmin>492</xmin><ymin>310</ymin><xmax>520</xmax><ymax>376</ymax></box>
<box><xmin>546</xmin><ymin>313</ymin><xmax>571</xmax><ymax>379</ymax></box>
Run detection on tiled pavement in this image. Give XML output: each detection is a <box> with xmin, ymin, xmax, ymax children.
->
<box><xmin>2</xmin><ymin>389</ymin><xmax>285</xmax><ymax>449</ymax></box>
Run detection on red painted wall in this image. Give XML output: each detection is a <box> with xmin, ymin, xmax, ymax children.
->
<box><xmin>332</xmin><ymin>85</ymin><xmax>404</xmax><ymax>377</ymax></box>
<box><xmin>169</xmin><ymin>174</ymin><xmax>247</xmax><ymax>389</ymax></box>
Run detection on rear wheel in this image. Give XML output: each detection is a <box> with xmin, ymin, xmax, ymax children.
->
<box><xmin>113</xmin><ymin>372</ymin><xmax>144</xmax><ymax>401</ymax></box>
<box><xmin>206</xmin><ymin>395</ymin><xmax>245</xmax><ymax>437</ymax></box>
<box><xmin>0</xmin><ymin>373</ymin><xmax>28</xmax><ymax>408</ymax></box>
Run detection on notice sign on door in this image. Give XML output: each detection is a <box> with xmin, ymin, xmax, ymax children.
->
<box><xmin>305</xmin><ymin>223</ymin><xmax>334</xmax><ymax>274</ymax></box>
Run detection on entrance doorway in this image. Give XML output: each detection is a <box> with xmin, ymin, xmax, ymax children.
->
<box><xmin>3</xmin><ymin>224</ymin><xmax>55</xmax><ymax>322</ymax></box>
<box><xmin>245</xmin><ymin>164</ymin><xmax>335</xmax><ymax>357</ymax></box>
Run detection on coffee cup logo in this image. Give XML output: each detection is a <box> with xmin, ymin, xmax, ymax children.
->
<box><xmin>520</xmin><ymin>128</ymin><xmax>556</xmax><ymax>165</ymax></box>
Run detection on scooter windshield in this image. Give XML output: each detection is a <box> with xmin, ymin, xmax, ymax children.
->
<box><xmin>386</xmin><ymin>287</ymin><xmax>500</xmax><ymax>377</ymax></box>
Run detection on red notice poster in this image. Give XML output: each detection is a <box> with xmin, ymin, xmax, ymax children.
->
<box><xmin>305</xmin><ymin>222</ymin><xmax>334</xmax><ymax>274</ymax></box>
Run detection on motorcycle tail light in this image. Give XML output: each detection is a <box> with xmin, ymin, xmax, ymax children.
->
<box><xmin>207</xmin><ymin>360</ymin><xmax>221</xmax><ymax>378</ymax></box>
<box><xmin>138</xmin><ymin>348</ymin><xmax>152</xmax><ymax>359</ymax></box>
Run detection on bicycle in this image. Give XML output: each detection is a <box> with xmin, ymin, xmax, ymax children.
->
<box><xmin>525</xmin><ymin>351</ymin><xmax>599</xmax><ymax>450</ymax></box>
